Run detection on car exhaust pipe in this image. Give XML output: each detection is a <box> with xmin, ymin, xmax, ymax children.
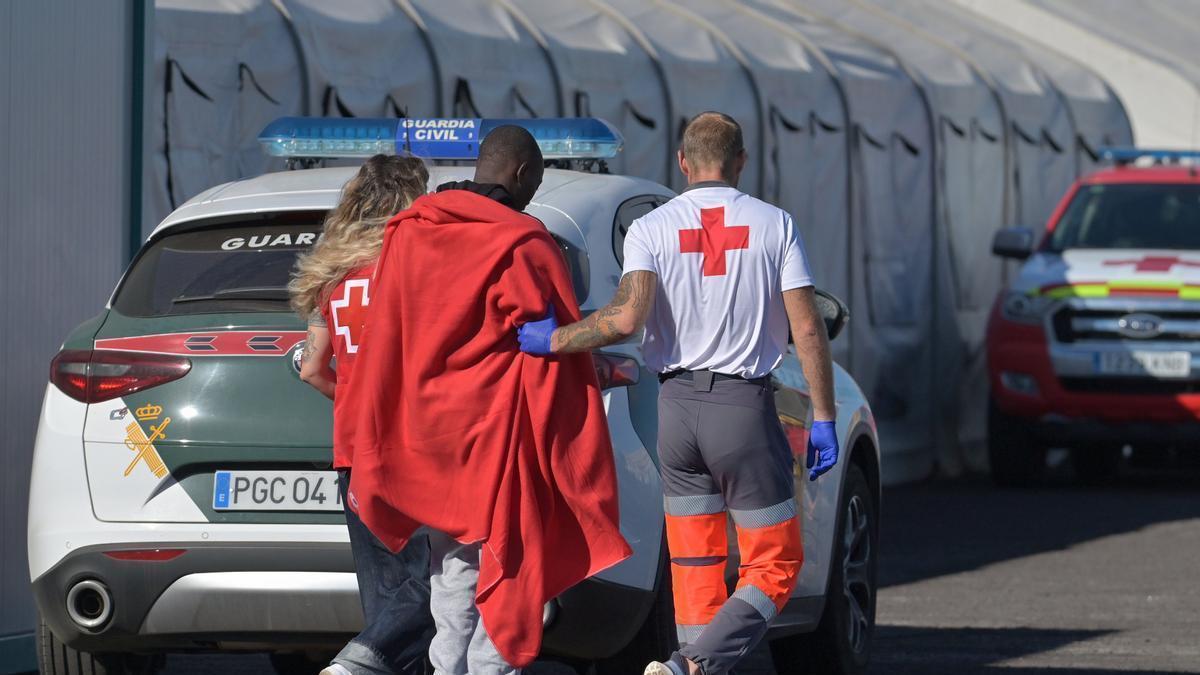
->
<box><xmin>66</xmin><ymin>579</ymin><xmax>112</xmax><ymax>630</ymax></box>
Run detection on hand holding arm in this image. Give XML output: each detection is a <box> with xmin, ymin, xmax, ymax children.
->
<box><xmin>518</xmin><ymin>270</ymin><xmax>657</xmax><ymax>355</ymax></box>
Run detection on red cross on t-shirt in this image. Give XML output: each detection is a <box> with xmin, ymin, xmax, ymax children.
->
<box><xmin>331</xmin><ymin>279</ymin><xmax>370</xmax><ymax>354</ymax></box>
<box><xmin>679</xmin><ymin>206</ymin><xmax>751</xmax><ymax>276</ymax></box>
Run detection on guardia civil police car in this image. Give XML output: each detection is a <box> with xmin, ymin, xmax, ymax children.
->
<box><xmin>29</xmin><ymin>118</ymin><xmax>881</xmax><ymax>675</ymax></box>
<box><xmin>988</xmin><ymin>148</ymin><xmax>1200</xmax><ymax>485</ymax></box>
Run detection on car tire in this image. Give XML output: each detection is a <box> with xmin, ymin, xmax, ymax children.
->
<box><xmin>592</xmin><ymin>551</ymin><xmax>677</xmax><ymax>674</ymax></box>
<box><xmin>988</xmin><ymin>401</ymin><xmax>1044</xmax><ymax>487</ymax></box>
<box><xmin>1071</xmin><ymin>444</ymin><xmax>1122</xmax><ymax>483</ymax></box>
<box><xmin>37</xmin><ymin>617</ymin><xmax>160</xmax><ymax>675</ymax></box>
<box><xmin>770</xmin><ymin>464</ymin><xmax>877</xmax><ymax>675</ymax></box>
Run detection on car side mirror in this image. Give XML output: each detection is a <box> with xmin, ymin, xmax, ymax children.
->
<box><xmin>992</xmin><ymin>227</ymin><xmax>1035</xmax><ymax>260</ymax></box>
<box><xmin>814</xmin><ymin>288</ymin><xmax>850</xmax><ymax>342</ymax></box>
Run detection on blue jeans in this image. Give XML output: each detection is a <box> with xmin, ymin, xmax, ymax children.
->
<box><xmin>335</xmin><ymin>470</ymin><xmax>435</xmax><ymax>675</ymax></box>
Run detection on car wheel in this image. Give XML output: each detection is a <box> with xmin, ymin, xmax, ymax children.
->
<box><xmin>988</xmin><ymin>401</ymin><xmax>1044</xmax><ymax>486</ymax></box>
<box><xmin>1071</xmin><ymin>444</ymin><xmax>1122</xmax><ymax>483</ymax></box>
<box><xmin>593</xmin><ymin>550</ymin><xmax>677</xmax><ymax>674</ymax></box>
<box><xmin>37</xmin><ymin>617</ymin><xmax>160</xmax><ymax>675</ymax></box>
<box><xmin>770</xmin><ymin>464</ymin><xmax>877</xmax><ymax>675</ymax></box>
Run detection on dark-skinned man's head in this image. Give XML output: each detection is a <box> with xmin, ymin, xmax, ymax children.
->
<box><xmin>473</xmin><ymin>125</ymin><xmax>544</xmax><ymax>212</ymax></box>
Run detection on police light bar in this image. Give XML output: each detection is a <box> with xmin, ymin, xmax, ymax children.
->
<box><xmin>258</xmin><ymin>117</ymin><xmax>623</xmax><ymax>161</ymax></box>
<box><xmin>1099</xmin><ymin>146</ymin><xmax>1200</xmax><ymax>165</ymax></box>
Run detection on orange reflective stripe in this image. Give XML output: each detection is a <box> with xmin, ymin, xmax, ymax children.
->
<box><xmin>671</xmin><ymin>561</ymin><xmax>727</xmax><ymax>625</ymax></box>
<box><xmin>735</xmin><ymin>516</ymin><xmax>803</xmax><ymax>611</ymax></box>
<box><xmin>665</xmin><ymin>512</ymin><xmax>727</xmax><ymax>559</ymax></box>
<box><xmin>665</xmin><ymin>512</ymin><xmax>730</xmax><ymax>626</ymax></box>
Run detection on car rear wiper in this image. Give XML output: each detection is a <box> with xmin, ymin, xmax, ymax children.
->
<box><xmin>172</xmin><ymin>287</ymin><xmax>290</xmax><ymax>304</ymax></box>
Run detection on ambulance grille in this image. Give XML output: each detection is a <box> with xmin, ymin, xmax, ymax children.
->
<box><xmin>1051</xmin><ymin>305</ymin><xmax>1200</xmax><ymax>343</ymax></box>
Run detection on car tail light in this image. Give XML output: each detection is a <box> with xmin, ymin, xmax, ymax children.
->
<box><xmin>103</xmin><ymin>549</ymin><xmax>186</xmax><ymax>562</ymax></box>
<box><xmin>50</xmin><ymin>350</ymin><xmax>191</xmax><ymax>403</ymax></box>
<box><xmin>593</xmin><ymin>352</ymin><xmax>640</xmax><ymax>390</ymax></box>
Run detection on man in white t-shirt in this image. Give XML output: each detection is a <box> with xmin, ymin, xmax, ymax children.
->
<box><xmin>517</xmin><ymin>112</ymin><xmax>839</xmax><ymax>675</ymax></box>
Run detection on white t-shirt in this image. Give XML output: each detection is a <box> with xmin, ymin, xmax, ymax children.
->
<box><xmin>622</xmin><ymin>184</ymin><xmax>813</xmax><ymax>378</ymax></box>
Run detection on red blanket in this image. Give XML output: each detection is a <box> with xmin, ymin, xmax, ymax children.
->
<box><xmin>341</xmin><ymin>189</ymin><xmax>631</xmax><ymax>666</ymax></box>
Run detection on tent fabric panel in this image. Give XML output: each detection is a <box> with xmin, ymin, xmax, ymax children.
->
<box><xmin>600</xmin><ymin>0</ymin><xmax>763</xmax><ymax>195</ymax></box>
<box><xmin>153</xmin><ymin>0</ymin><xmax>301</xmax><ymax>227</ymax></box>
<box><xmin>511</xmin><ymin>0</ymin><xmax>671</xmax><ymax>184</ymax></box>
<box><xmin>276</xmin><ymin>0</ymin><xmax>437</xmax><ymax>119</ymax></box>
<box><xmin>408</xmin><ymin>0</ymin><xmax>560</xmax><ymax>119</ymax></box>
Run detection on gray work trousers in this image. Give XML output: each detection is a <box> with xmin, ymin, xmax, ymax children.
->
<box><xmin>658</xmin><ymin>375</ymin><xmax>803</xmax><ymax>675</ymax></box>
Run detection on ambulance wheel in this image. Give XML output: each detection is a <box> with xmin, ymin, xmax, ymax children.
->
<box><xmin>770</xmin><ymin>464</ymin><xmax>876</xmax><ymax>675</ymax></box>
<box><xmin>592</xmin><ymin>548</ymin><xmax>676</xmax><ymax>674</ymax></box>
<box><xmin>988</xmin><ymin>402</ymin><xmax>1044</xmax><ymax>487</ymax></box>
<box><xmin>37</xmin><ymin>616</ymin><xmax>160</xmax><ymax>675</ymax></box>
<box><xmin>1071</xmin><ymin>444</ymin><xmax>1122</xmax><ymax>484</ymax></box>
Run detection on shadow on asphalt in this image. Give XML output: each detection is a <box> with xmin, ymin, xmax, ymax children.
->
<box><xmin>870</xmin><ymin>625</ymin><xmax>1117</xmax><ymax>673</ymax></box>
<box><xmin>878</xmin><ymin>466</ymin><xmax>1200</xmax><ymax>589</ymax></box>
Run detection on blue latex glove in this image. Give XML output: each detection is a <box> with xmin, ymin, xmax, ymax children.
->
<box><xmin>806</xmin><ymin>420</ymin><xmax>839</xmax><ymax>481</ymax></box>
<box><xmin>517</xmin><ymin>305</ymin><xmax>558</xmax><ymax>355</ymax></box>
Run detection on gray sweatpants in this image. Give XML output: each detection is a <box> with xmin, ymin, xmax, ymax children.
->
<box><xmin>427</xmin><ymin>530</ymin><xmax>519</xmax><ymax>675</ymax></box>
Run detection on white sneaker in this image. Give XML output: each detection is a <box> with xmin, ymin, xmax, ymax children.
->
<box><xmin>644</xmin><ymin>659</ymin><xmax>687</xmax><ymax>675</ymax></box>
<box><xmin>319</xmin><ymin>665</ymin><xmax>352</xmax><ymax>675</ymax></box>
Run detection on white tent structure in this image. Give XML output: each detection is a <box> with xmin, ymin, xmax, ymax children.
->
<box><xmin>508</xmin><ymin>0</ymin><xmax>671</xmax><ymax>184</ymax></box>
<box><xmin>598</xmin><ymin>0</ymin><xmax>763</xmax><ymax>196</ymax></box>
<box><xmin>874</xmin><ymin>0</ymin><xmax>1076</xmax><ymax>233</ymax></box>
<box><xmin>909</xmin><ymin>1</ymin><xmax>1133</xmax><ymax>178</ymax></box>
<box><xmin>740</xmin><ymin>0</ymin><xmax>938</xmax><ymax>481</ymax></box>
<box><xmin>406</xmin><ymin>0</ymin><xmax>561</xmax><ymax>119</ymax></box>
<box><xmin>152</xmin><ymin>0</ymin><xmax>302</xmax><ymax>231</ymax></box>
<box><xmin>956</xmin><ymin>0</ymin><xmax>1198</xmax><ymax>151</ymax></box>
<box><xmin>147</xmin><ymin>0</ymin><xmax>1147</xmax><ymax>483</ymax></box>
<box><xmin>799</xmin><ymin>0</ymin><xmax>1008</xmax><ymax>472</ymax></box>
<box><xmin>273</xmin><ymin>0</ymin><xmax>438</xmax><ymax>119</ymax></box>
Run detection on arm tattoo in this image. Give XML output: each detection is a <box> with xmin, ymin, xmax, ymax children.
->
<box><xmin>302</xmin><ymin>328</ymin><xmax>318</xmax><ymax>364</ymax></box>
<box><xmin>552</xmin><ymin>271</ymin><xmax>656</xmax><ymax>353</ymax></box>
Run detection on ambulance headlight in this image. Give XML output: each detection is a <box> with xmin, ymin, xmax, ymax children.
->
<box><xmin>258</xmin><ymin>117</ymin><xmax>624</xmax><ymax>161</ymax></box>
<box><xmin>1000</xmin><ymin>291</ymin><xmax>1053</xmax><ymax>325</ymax></box>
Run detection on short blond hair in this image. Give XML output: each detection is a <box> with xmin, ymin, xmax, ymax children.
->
<box><xmin>681</xmin><ymin>112</ymin><xmax>744</xmax><ymax>175</ymax></box>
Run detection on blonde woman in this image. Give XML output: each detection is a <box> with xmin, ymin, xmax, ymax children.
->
<box><xmin>289</xmin><ymin>154</ymin><xmax>432</xmax><ymax>675</ymax></box>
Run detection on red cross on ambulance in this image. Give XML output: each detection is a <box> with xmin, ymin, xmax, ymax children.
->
<box><xmin>1102</xmin><ymin>255</ymin><xmax>1200</xmax><ymax>273</ymax></box>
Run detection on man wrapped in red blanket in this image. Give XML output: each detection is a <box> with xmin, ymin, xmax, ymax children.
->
<box><xmin>341</xmin><ymin>126</ymin><xmax>631</xmax><ymax>672</ymax></box>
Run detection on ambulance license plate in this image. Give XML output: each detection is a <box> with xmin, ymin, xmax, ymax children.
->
<box><xmin>1095</xmin><ymin>351</ymin><xmax>1191</xmax><ymax>378</ymax></box>
<box><xmin>213</xmin><ymin>470</ymin><xmax>342</xmax><ymax>511</ymax></box>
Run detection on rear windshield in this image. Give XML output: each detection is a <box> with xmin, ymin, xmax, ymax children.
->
<box><xmin>1047</xmin><ymin>183</ymin><xmax>1200</xmax><ymax>252</ymax></box>
<box><xmin>113</xmin><ymin>211</ymin><xmax>589</xmax><ymax>317</ymax></box>
<box><xmin>113</xmin><ymin>213</ymin><xmax>323</xmax><ymax>317</ymax></box>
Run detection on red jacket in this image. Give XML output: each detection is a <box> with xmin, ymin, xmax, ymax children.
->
<box><xmin>341</xmin><ymin>189</ymin><xmax>631</xmax><ymax>666</ymax></box>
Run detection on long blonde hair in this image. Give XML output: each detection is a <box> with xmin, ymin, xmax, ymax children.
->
<box><xmin>290</xmin><ymin>154</ymin><xmax>429</xmax><ymax>317</ymax></box>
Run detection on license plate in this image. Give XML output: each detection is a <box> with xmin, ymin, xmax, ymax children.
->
<box><xmin>1095</xmin><ymin>351</ymin><xmax>1191</xmax><ymax>378</ymax></box>
<box><xmin>213</xmin><ymin>470</ymin><xmax>342</xmax><ymax>511</ymax></box>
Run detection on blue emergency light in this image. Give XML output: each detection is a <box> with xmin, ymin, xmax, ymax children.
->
<box><xmin>1099</xmin><ymin>146</ymin><xmax>1200</xmax><ymax>165</ymax></box>
<box><xmin>258</xmin><ymin>117</ymin><xmax>623</xmax><ymax>161</ymax></box>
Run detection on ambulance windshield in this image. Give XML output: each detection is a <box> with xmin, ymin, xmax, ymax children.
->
<box><xmin>1047</xmin><ymin>183</ymin><xmax>1200</xmax><ymax>252</ymax></box>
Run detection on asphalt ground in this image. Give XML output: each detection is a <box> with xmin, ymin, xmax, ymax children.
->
<box><xmin>161</xmin><ymin>460</ymin><xmax>1200</xmax><ymax>674</ymax></box>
